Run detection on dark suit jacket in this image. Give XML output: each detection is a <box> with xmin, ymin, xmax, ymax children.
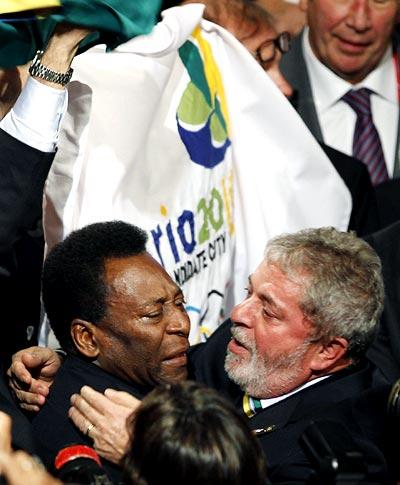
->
<box><xmin>31</xmin><ymin>355</ymin><xmax>148</xmax><ymax>482</ymax></box>
<box><xmin>321</xmin><ymin>144</ymin><xmax>380</xmax><ymax>236</ymax></box>
<box><xmin>374</xmin><ymin>178</ymin><xmax>400</xmax><ymax>229</ymax></box>
<box><xmin>189</xmin><ymin>320</ymin><xmax>389</xmax><ymax>483</ymax></box>
<box><xmin>280</xmin><ymin>32</ymin><xmax>323</xmax><ymax>143</ymax></box>
<box><xmin>0</xmin><ymin>129</ymin><xmax>55</xmax><ymax>357</ymax></box>
<box><xmin>0</xmin><ymin>366</ymin><xmax>34</xmax><ymax>453</ymax></box>
<box><xmin>366</xmin><ymin>222</ymin><xmax>400</xmax><ymax>384</ymax></box>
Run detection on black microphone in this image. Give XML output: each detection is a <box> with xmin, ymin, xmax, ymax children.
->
<box><xmin>54</xmin><ymin>444</ymin><xmax>114</xmax><ymax>484</ymax></box>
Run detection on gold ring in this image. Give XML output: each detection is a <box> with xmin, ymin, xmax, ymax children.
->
<box><xmin>85</xmin><ymin>423</ymin><xmax>95</xmax><ymax>437</ymax></box>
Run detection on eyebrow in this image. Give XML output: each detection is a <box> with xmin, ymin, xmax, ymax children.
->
<box><xmin>142</xmin><ymin>288</ymin><xmax>184</xmax><ymax>307</ymax></box>
<box><xmin>248</xmin><ymin>274</ymin><xmax>283</xmax><ymax>316</ymax></box>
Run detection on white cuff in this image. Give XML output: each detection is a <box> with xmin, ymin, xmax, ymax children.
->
<box><xmin>0</xmin><ymin>77</ymin><xmax>67</xmax><ymax>153</ymax></box>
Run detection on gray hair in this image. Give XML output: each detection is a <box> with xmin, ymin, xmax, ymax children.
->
<box><xmin>264</xmin><ymin>227</ymin><xmax>384</xmax><ymax>361</ymax></box>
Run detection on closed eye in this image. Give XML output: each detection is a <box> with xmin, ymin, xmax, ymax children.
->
<box><xmin>175</xmin><ymin>298</ymin><xmax>186</xmax><ymax>307</ymax></box>
<box><xmin>144</xmin><ymin>310</ymin><xmax>162</xmax><ymax>319</ymax></box>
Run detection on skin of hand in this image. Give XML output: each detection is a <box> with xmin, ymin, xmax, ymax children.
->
<box><xmin>36</xmin><ymin>23</ymin><xmax>92</xmax><ymax>90</ymax></box>
<box><xmin>0</xmin><ymin>64</ymin><xmax>29</xmax><ymax>120</ymax></box>
<box><xmin>0</xmin><ymin>411</ymin><xmax>61</xmax><ymax>485</ymax></box>
<box><xmin>7</xmin><ymin>347</ymin><xmax>62</xmax><ymax>412</ymax></box>
<box><xmin>69</xmin><ymin>386</ymin><xmax>141</xmax><ymax>465</ymax></box>
<box><xmin>0</xmin><ymin>23</ymin><xmax>91</xmax><ymax>117</ymax></box>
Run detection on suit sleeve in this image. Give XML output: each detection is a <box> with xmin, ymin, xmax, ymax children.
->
<box><xmin>0</xmin><ymin>129</ymin><xmax>55</xmax><ymax>256</ymax></box>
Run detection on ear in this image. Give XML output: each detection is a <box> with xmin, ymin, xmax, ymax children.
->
<box><xmin>299</xmin><ymin>0</ymin><xmax>308</xmax><ymax>13</ymax></box>
<box><xmin>309</xmin><ymin>337</ymin><xmax>349</xmax><ymax>373</ymax></box>
<box><xmin>71</xmin><ymin>319</ymin><xmax>100</xmax><ymax>359</ymax></box>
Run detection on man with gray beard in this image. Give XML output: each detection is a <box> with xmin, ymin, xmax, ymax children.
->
<box><xmin>189</xmin><ymin>226</ymin><xmax>388</xmax><ymax>482</ymax></box>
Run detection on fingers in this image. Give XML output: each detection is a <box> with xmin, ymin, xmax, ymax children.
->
<box><xmin>68</xmin><ymin>387</ymin><xmax>135</xmax><ymax>465</ymax></box>
<box><xmin>7</xmin><ymin>361</ymin><xmax>31</xmax><ymax>388</ymax></box>
<box><xmin>68</xmin><ymin>393</ymin><xmax>105</xmax><ymax>434</ymax></box>
<box><xmin>15</xmin><ymin>390</ymin><xmax>47</xmax><ymax>413</ymax></box>
<box><xmin>68</xmin><ymin>404</ymin><xmax>91</xmax><ymax>436</ymax></box>
<box><xmin>68</xmin><ymin>402</ymin><xmax>128</xmax><ymax>465</ymax></box>
<box><xmin>7</xmin><ymin>347</ymin><xmax>61</xmax><ymax>412</ymax></box>
<box><xmin>0</xmin><ymin>412</ymin><xmax>12</xmax><ymax>453</ymax></box>
<box><xmin>104</xmin><ymin>388</ymin><xmax>141</xmax><ymax>410</ymax></box>
<box><xmin>8</xmin><ymin>346</ymin><xmax>60</xmax><ymax>384</ymax></box>
<box><xmin>79</xmin><ymin>386</ymin><xmax>110</xmax><ymax>411</ymax></box>
<box><xmin>0</xmin><ymin>450</ymin><xmax>61</xmax><ymax>485</ymax></box>
<box><xmin>9</xmin><ymin>369</ymin><xmax>50</xmax><ymax>413</ymax></box>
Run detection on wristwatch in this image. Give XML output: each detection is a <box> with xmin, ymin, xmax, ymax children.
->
<box><xmin>29</xmin><ymin>50</ymin><xmax>73</xmax><ymax>87</ymax></box>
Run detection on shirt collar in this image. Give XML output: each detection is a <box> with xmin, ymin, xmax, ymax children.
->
<box><xmin>303</xmin><ymin>27</ymin><xmax>397</xmax><ymax>114</ymax></box>
<box><xmin>258</xmin><ymin>374</ymin><xmax>330</xmax><ymax>409</ymax></box>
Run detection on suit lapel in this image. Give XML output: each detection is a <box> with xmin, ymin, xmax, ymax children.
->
<box><xmin>280</xmin><ymin>31</ymin><xmax>324</xmax><ymax>142</ymax></box>
<box><xmin>247</xmin><ymin>393</ymin><xmax>301</xmax><ymax>436</ymax></box>
<box><xmin>244</xmin><ymin>364</ymin><xmax>371</xmax><ymax>436</ymax></box>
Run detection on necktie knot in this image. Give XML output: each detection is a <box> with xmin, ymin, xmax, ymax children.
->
<box><xmin>342</xmin><ymin>87</ymin><xmax>372</xmax><ymax>117</ymax></box>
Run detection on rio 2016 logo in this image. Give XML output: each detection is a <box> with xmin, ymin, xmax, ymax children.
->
<box><xmin>177</xmin><ymin>27</ymin><xmax>231</xmax><ymax>169</ymax></box>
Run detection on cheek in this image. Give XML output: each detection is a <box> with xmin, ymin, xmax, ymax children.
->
<box><xmin>106</xmin><ymin>327</ymin><xmax>162</xmax><ymax>364</ymax></box>
<box><xmin>374</xmin><ymin>13</ymin><xmax>398</xmax><ymax>40</ymax></box>
<box><xmin>309</xmin><ymin>3</ymin><xmax>347</xmax><ymax>41</ymax></box>
<box><xmin>252</xmin><ymin>325</ymin><xmax>277</xmax><ymax>358</ymax></box>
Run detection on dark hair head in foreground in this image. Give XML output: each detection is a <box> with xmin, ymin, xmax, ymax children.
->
<box><xmin>124</xmin><ymin>381</ymin><xmax>267</xmax><ymax>485</ymax></box>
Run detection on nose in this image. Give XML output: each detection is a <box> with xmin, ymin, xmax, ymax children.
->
<box><xmin>230</xmin><ymin>297</ymin><xmax>255</xmax><ymax>328</ymax></box>
<box><xmin>166</xmin><ymin>307</ymin><xmax>190</xmax><ymax>337</ymax></box>
<box><xmin>346</xmin><ymin>0</ymin><xmax>372</xmax><ymax>32</ymax></box>
<box><xmin>267</xmin><ymin>59</ymin><xmax>294</xmax><ymax>98</ymax></box>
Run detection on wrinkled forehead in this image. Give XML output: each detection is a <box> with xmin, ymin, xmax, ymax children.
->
<box><xmin>261</xmin><ymin>250</ymin><xmax>312</xmax><ymax>284</ymax></box>
<box><xmin>103</xmin><ymin>253</ymin><xmax>180</xmax><ymax>298</ymax></box>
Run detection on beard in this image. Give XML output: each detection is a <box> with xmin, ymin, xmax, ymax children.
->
<box><xmin>224</xmin><ymin>326</ymin><xmax>311</xmax><ymax>398</ymax></box>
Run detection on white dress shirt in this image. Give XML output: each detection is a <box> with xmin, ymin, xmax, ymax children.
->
<box><xmin>0</xmin><ymin>77</ymin><xmax>67</xmax><ymax>153</ymax></box>
<box><xmin>303</xmin><ymin>28</ymin><xmax>399</xmax><ymax>177</ymax></box>
<box><xmin>258</xmin><ymin>374</ymin><xmax>330</xmax><ymax>409</ymax></box>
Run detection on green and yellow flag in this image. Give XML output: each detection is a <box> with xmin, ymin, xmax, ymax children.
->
<box><xmin>0</xmin><ymin>0</ymin><xmax>162</xmax><ymax>67</ymax></box>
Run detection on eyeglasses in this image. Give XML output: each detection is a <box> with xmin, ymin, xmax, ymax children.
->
<box><xmin>256</xmin><ymin>31</ymin><xmax>292</xmax><ymax>65</ymax></box>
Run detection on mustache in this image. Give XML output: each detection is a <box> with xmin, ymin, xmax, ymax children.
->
<box><xmin>230</xmin><ymin>326</ymin><xmax>255</xmax><ymax>352</ymax></box>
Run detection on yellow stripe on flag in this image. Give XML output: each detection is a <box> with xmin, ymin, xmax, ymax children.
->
<box><xmin>0</xmin><ymin>0</ymin><xmax>61</xmax><ymax>15</ymax></box>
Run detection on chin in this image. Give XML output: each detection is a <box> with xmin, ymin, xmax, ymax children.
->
<box><xmin>224</xmin><ymin>350</ymin><xmax>254</xmax><ymax>390</ymax></box>
<box><xmin>160</xmin><ymin>368</ymin><xmax>188</xmax><ymax>386</ymax></box>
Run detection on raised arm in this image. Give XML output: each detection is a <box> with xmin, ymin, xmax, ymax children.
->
<box><xmin>0</xmin><ymin>24</ymin><xmax>90</xmax><ymax>255</ymax></box>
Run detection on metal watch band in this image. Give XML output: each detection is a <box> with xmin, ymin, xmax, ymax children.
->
<box><xmin>29</xmin><ymin>50</ymin><xmax>73</xmax><ymax>87</ymax></box>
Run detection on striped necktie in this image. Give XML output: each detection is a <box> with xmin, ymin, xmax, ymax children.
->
<box><xmin>342</xmin><ymin>88</ymin><xmax>389</xmax><ymax>186</ymax></box>
<box><xmin>243</xmin><ymin>393</ymin><xmax>262</xmax><ymax>417</ymax></box>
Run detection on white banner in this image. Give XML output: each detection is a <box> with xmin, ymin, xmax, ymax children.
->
<box><xmin>42</xmin><ymin>5</ymin><xmax>351</xmax><ymax>345</ymax></box>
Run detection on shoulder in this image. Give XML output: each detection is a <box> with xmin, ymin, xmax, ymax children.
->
<box><xmin>188</xmin><ymin>320</ymin><xmax>242</xmax><ymax>400</ymax></box>
<box><xmin>366</xmin><ymin>220</ymin><xmax>400</xmax><ymax>261</ymax></box>
<box><xmin>252</xmin><ymin>369</ymin><xmax>389</xmax><ymax>482</ymax></box>
<box><xmin>280</xmin><ymin>30</ymin><xmax>305</xmax><ymax>80</ymax></box>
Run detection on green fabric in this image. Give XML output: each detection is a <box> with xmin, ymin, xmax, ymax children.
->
<box><xmin>0</xmin><ymin>0</ymin><xmax>161</xmax><ymax>68</ymax></box>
